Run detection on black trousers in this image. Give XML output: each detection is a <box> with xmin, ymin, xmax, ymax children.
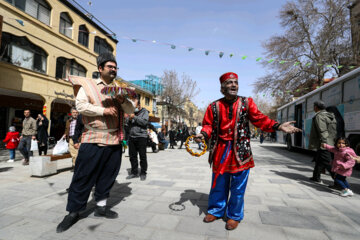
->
<box><xmin>128</xmin><ymin>137</ymin><xmax>148</xmax><ymax>175</ymax></box>
<box><xmin>66</xmin><ymin>143</ymin><xmax>122</xmax><ymax>213</ymax></box>
<box><xmin>312</xmin><ymin>149</ymin><xmax>334</xmax><ymax>181</ymax></box>
<box><xmin>38</xmin><ymin>144</ymin><xmax>48</xmax><ymax>155</ymax></box>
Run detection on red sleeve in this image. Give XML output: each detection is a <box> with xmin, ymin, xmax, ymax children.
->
<box><xmin>247</xmin><ymin>97</ymin><xmax>277</xmax><ymax>132</ymax></box>
<box><xmin>201</xmin><ymin>104</ymin><xmax>214</xmax><ymax>140</ymax></box>
<box><xmin>3</xmin><ymin>133</ymin><xmax>10</xmax><ymax>143</ymax></box>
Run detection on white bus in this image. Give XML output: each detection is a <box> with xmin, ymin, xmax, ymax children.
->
<box><xmin>277</xmin><ymin>67</ymin><xmax>360</xmax><ymax>155</ymax></box>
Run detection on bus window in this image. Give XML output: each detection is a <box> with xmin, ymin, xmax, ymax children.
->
<box><xmin>282</xmin><ymin>108</ymin><xmax>288</xmax><ymax>122</ymax></box>
<box><xmin>322</xmin><ymin>84</ymin><xmax>341</xmax><ymax>106</ymax></box>
<box><xmin>344</xmin><ymin>77</ymin><xmax>360</xmax><ymax>103</ymax></box>
<box><xmin>288</xmin><ymin>104</ymin><xmax>295</xmax><ymax>121</ymax></box>
<box><xmin>306</xmin><ymin>94</ymin><xmax>320</xmax><ymax>112</ymax></box>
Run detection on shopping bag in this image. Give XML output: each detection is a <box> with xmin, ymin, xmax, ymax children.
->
<box><xmin>30</xmin><ymin>139</ymin><xmax>38</xmax><ymax>151</ymax></box>
<box><xmin>52</xmin><ymin>137</ymin><xmax>69</xmax><ymax>155</ymax></box>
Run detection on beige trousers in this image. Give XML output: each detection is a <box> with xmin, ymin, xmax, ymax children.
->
<box><xmin>68</xmin><ymin>139</ymin><xmax>79</xmax><ymax>166</ymax></box>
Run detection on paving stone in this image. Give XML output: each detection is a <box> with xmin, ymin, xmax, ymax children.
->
<box><xmin>117</xmin><ymin>224</ymin><xmax>154</xmax><ymax>239</ymax></box>
<box><xmin>244</xmin><ymin>195</ymin><xmax>262</xmax><ymax>205</ymax></box>
<box><xmin>175</xmin><ymin>216</ymin><xmax>227</xmax><ymax>238</ymax></box>
<box><xmin>268</xmin><ymin>205</ymin><xmax>299</xmax><ymax>214</ymax></box>
<box><xmin>115</xmin><ymin>209</ymin><xmax>154</xmax><ymax>226</ymax></box>
<box><xmin>146</xmin><ymin>201</ymin><xmax>173</xmax><ymax>214</ymax></box>
<box><xmin>269</xmin><ymin>179</ymin><xmax>292</xmax><ymax>184</ymax></box>
<box><xmin>325</xmin><ymin>231</ymin><xmax>360</xmax><ymax>240</ymax></box>
<box><xmin>283</xmin><ymin>226</ymin><xmax>330</xmax><ymax>240</ymax></box>
<box><xmin>0</xmin><ymin>214</ymin><xmax>23</xmax><ymax>228</ymax></box>
<box><xmin>147</xmin><ymin>180</ymin><xmax>175</xmax><ymax>187</ymax></box>
<box><xmin>228</xmin><ymin>222</ymin><xmax>287</xmax><ymax>240</ymax></box>
<box><xmin>0</xmin><ymin>218</ymin><xmax>55</xmax><ymax>239</ymax></box>
<box><xmin>150</xmin><ymin>229</ymin><xmax>206</xmax><ymax>240</ymax></box>
<box><xmin>146</xmin><ymin>214</ymin><xmax>180</xmax><ymax>230</ymax></box>
<box><xmin>259</xmin><ymin>211</ymin><xmax>326</xmax><ymax>230</ymax></box>
<box><xmin>287</xmin><ymin>193</ymin><xmax>312</xmax><ymax>199</ymax></box>
<box><xmin>318</xmin><ymin>216</ymin><xmax>359</xmax><ymax>233</ymax></box>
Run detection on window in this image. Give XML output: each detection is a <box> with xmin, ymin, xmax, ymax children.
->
<box><xmin>92</xmin><ymin>71</ymin><xmax>100</xmax><ymax>79</ymax></box>
<box><xmin>78</xmin><ymin>25</ymin><xmax>89</xmax><ymax>47</ymax></box>
<box><xmin>5</xmin><ymin>0</ymin><xmax>51</xmax><ymax>25</ymax></box>
<box><xmin>59</xmin><ymin>12</ymin><xmax>72</xmax><ymax>38</ymax></box>
<box><xmin>0</xmin><ymin>32</ymin><xmax>47</xmax><ymax>73</ymax></box>
<box><xmin>56</xmin><ymin>57</ymin><xmax>86</xmax><ymax>79</ymax></box>
<box><xmin>94</xmin><ymin>36</ymin><xmax>113</xmax><ymax>54</ymax></box>
<box><xmin>145</xmin><ymin>97</ymin><xmax>150</xmax><ymax>106</ymax></box>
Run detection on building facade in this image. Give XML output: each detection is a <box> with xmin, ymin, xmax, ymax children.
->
<box><xmin>0</xmin><ymin>0</ymin><xmax>117</xmax><ymax>140</ymax></box>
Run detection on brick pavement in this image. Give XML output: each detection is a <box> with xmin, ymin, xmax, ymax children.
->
<box><xmin>0</xmin><ymin>141</ymin><xmax>359</xmax><ymax>240</ymax></box>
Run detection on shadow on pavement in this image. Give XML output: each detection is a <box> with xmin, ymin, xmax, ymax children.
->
<box><xmin>170</xmin><ymin>189</ymin><xmax>208</xmax><ymax>216</ymax></box>
<box><xmin>0</xmin><ymin>167</ymin><xmax>13</xmax><ymax>172</ymax></box>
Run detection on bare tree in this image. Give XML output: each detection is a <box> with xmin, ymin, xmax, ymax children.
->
<box><xmin>254</xmin><ymin>0</ymin><xmax>353</xmax><ymax>101</ymax></box>
<box><xmin>160</xmin><ymin>70</ymin><xmax>200</xmax><ymax>122</ymax></box>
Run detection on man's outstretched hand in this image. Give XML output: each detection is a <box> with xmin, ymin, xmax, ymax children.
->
<box><xmin>278</xmin><ymin>121</ymin><xmax>302</xmax><ymax>134</ymax></box>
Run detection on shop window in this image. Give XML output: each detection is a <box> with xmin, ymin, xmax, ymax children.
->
<box><xmin>145</xmin><ymin>97</ymin><xmax>150</xmax><ymax>106</ymax></box>
<box><xmin>56</xmin><ymin>57</ymin><xmax>86</xmax><ymax>79</ymax></box>
<box><xmin>94</xmin><ymin>36</ymin><xmax>113</xmax><ymax>54</ymax></box>
<box><xmin>78</xmin><ymin>25</ymin><xmax>89</xmax><ymax>47</ymax></box>
<box><xmin>0</xmin><ymin>32</ymin><xmax>47</xmax><ymax>73</ymax></box>
<box><xmin>59</xmin><ymin>12</ymin><xmax>72</xmax><ymax>38</ymax></box>
<box><xmin>5</xmin><ymin>0</ymin><xmax>51</xmax><ymax>25</ymax></box>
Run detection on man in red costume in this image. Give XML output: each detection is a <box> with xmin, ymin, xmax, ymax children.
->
<box><xmin>195</xmin><ymin>72</ymin><xmax>300</xmax><ymax>230</ymax></box>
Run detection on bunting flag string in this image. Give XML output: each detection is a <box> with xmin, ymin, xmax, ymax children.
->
<box><xmin>3</xmin><ymin>16</ymin><xmax>358</xmax><ymax>70</ymax></box>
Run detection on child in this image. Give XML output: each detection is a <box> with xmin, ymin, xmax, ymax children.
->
<box><xmin>322</xmin><ymin>137</ymin><xmax>356</xmax><ymax>197</ymax></box>
<box><xmin>2</xmin><ymin>126</ymin><xmax>20</xmax><ymax>163</ymax></box>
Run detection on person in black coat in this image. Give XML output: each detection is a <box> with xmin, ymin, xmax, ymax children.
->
<box><xmin>36</xmin><ymin>114</ymin><xmax>49</xmax><ymax>155</ymax></box>
<box><xmin>178</xmin><ymin>124</ymin><xmax>190</xmax><ymax>149</ymax></box>
<box><xmin>326</xmin><ymin>106</ymin><xmax>345</xmax><ymax>138</ymax></box>
<box><xmin>169</xmin><ymin>127</ymin><xmax>176</xmax><ymax>149</ymax></box>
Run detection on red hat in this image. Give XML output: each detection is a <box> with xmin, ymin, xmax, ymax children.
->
<box><xmin>219</xmin><ymin>72</ymin><xmax>238</xmax><ymax>83</ymax></box>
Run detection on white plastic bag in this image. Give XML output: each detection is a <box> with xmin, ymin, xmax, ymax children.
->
<box><xmin>52</xmin><ymin>137</ymin><xmax>69</xmax><ymax>155</ymax></box>
<box><xmin>30</xmin><ymin>139</ymin><xmax>38</xmax><ymax>151</ymax></box>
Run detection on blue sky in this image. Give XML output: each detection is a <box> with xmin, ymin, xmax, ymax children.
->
<box><xmin>79</xmin><ymin>0</ymin><xmax>288</xmax><ymax>108</ymax></box>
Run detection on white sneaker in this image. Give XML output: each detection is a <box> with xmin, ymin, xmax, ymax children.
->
<box><xmin>7</xmin><ymin>159</ymin><xmax>14</xmax><ymax>163</ymax></box>
<box><xmin>348</xmin><ymin>189</ymin><xmax>354</xmax><ymax>196</ymax></box>
<box><xmin>341</xmin><ymin>189</ymin><xmax>351</xmax><ymax>197</ymax></box>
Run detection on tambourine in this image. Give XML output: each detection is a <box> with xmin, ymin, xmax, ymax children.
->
<box><xmin>101</xmin><ymin>86</ymin><xmax>137</xmax><ymax>98</ymax></box>
<box><xmin>185</xmin><ymin>135</ymin><xmax>207</xmax><ymax>157</ymax></box>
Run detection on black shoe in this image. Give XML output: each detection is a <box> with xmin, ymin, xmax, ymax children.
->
<box><xmin>140</xmin><ymin>174</ymin><xmax>146</xmax><ymax>181</ymax></box>
<box><xmin>153</xmin><ymin>149</ymin><xmax>159</xmax><ymax>153</ymax></box>
<box><xmin>309</xmin><ymin>177</ymin><xmax>323</xmax><ymax>184</ymax></box>
<box><xmin>94</xmin><ymin>206</ymin><xmax>118</xmax><ymax>219</ymax></box>
<box><xmin>126</xmin><ymin>173</ymin><xmax>139</xmax><ymax>179</ymax></box>
<box><xmin>56</xmin><ymin>212</ymin><xmax>79</xmax><ymax>233</ymax></box>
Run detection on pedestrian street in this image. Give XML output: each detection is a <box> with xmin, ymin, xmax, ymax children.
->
<box><xmin>0</xmin><ymin>140</ymin><xmax>359</xmax><ymax>240</ymax></box>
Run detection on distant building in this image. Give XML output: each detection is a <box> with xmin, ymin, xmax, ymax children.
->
<box><xmin>129</xmin><ymin>75</ymin><xmax>163</xmax><ymax>96</ymax></box>
<box><xmin>0</xmin><ymin>0</ymin><xmax>117</xmax><ymax>140</ymax></box>
<box><xmin>119</xmin><ymin>79</ymin><xmax>159</xmax><ymax>122</ymax></box>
